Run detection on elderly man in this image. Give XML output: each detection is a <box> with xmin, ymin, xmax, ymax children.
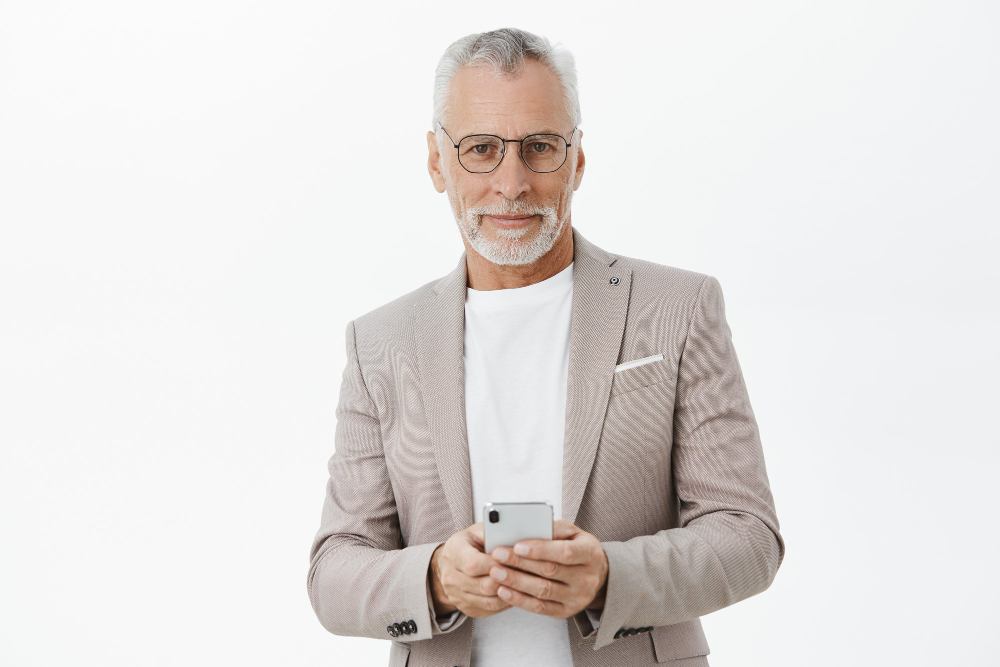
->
<box><xmin>307</xmin><ymin>27</ymin><xmax>785</xmax><ymax>667</ymax></box>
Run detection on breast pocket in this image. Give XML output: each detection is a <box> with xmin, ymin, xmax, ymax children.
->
<box><xmin>611</xmin><ymin>353</ymin><xmax>673</xmax><ymax>397</ymax></box>
<box><xmin>598</xmin><ymin>353</ymin><xmax>679</xmax><ymax>533</ymax></box>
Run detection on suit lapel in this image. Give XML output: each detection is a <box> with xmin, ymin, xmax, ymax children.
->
<box><xmin>560</xmin><ymin>229</ymin><xmax>631</xmax><ymax>525</ymax></box>
<box><xmin>414</xmin><ymin>227</ymin><xmax>631</xmax><ymax>534</ymax></box>
<box><xmin>414</xmin><ymin>250</ymin><xmax>473</xmax><ymax>534</ymax></box>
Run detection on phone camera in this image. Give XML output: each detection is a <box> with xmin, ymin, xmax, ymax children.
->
<box><xmin>488</xmin><ymin>510</ymin><xmax>499</xmax><ymax>523</ymax></box>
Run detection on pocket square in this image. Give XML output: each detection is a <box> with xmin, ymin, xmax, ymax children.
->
<box><xmin>614</xmin><ymin>353</ymin><xmax>664</xmax><ymax>373</ymax></box>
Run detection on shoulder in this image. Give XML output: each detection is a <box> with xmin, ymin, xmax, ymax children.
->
<box><xmin>345</xmin><ymin>277</ymin><xmax>439</xmax><ymax>344</ymax></box>
<box><xmin>610</xmin><ymin>251</ymin><xmax>715</xmax><ymax>308</ymax></box>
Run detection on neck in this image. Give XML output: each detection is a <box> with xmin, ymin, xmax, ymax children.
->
<box><xmin>465</xmin><ymin>223</ymin><xmax>574</xmax><ymax>291</ymax></box>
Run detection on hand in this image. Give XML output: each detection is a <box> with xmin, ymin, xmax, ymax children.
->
<box><xmin>429</xmin><ymin>522</ymin><xmax>513</xmax><ymax>619</ymax></box>
<box><xmin>487</xmin><ymin>519</ymin><xmax>609</xmax><ymax>619</ymax></box>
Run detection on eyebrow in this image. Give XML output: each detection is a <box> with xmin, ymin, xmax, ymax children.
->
<box><xmin>465</xmin><ymin>128</ymin><xmax>567</xmax><ymax>138</ymax></box>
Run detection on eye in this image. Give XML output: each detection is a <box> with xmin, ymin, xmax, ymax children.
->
<box><xmin>530</xmin><ymin>142</ymin><xmax>550</xmax><ymax>153</ymax></box>
<box><xmin>472</xmin><ymin>144</ymin><xmax>491</xmax><ymax>154</ymax></box>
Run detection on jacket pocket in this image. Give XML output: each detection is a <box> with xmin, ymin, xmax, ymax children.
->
<box><xmin>611</xmin><ymin>354</ymin><xmax>673</xmax><ymax>397</ymax></box>
<box><xmin>651</xmin><ymin>619</ymin><xmax>711</xmax><ymax>662</ymax></box>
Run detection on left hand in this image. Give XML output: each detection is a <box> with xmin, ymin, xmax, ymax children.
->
<box><xmin>488</xmin><ymin>519</ymin><xmax>609</xmax><ymax>619</ymax></box>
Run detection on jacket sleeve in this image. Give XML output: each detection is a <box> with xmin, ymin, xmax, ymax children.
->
<box><xmin>307</xmin><ymin>320</ymin><xmax>467</xmax><ymax>641</ymax></box>
<box><xmin>579</xmin><ymin>275</ymin><xmax>786</xmax><ymax>651</ymax></box>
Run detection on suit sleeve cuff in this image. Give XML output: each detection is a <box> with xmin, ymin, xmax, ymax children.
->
<box><xmin>573</xmin><ymin>606</ymin><xmax>603</xmax><ymax>639</ymax></box>
<box><xmin>589</xmin><ymin>540</ymin><xmax>636</xmax><ymax>650</ymax></box>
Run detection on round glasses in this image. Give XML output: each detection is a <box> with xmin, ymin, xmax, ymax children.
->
<box><xmin>437</xmin><ymin>122</ymin><xmax>577</xmax><ymax>174</ymax></box>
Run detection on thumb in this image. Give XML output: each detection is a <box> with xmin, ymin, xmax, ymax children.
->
<box><xmin>553</xmin><ymin>519</ymin><xmax>581</xmax><ymax>540</ymax></box>
<box><xmin>467</xmin><ymin>521</ymin><xmax>485</xmax><ymax>545</ymax></box>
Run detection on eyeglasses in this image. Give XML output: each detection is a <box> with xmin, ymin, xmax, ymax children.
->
<box><xmin>437</xmin><ymin>122</ymin><xmax>578</xmax><ymax>174</ymax></box>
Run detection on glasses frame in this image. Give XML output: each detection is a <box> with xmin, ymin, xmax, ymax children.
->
<box><xmin>437</xmin><ymin>122</ymin><xmax>578</xmax><ymax>174</ymax></box>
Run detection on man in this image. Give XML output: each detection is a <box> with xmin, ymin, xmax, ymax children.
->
<box><xmin>307</xmin><ymin>27</ymin><xmax>785</xmax><ymax>667</ymax></box>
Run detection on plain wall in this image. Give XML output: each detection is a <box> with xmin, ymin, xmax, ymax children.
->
<box><xmin>1</xmin><ymin>1</ymin><xmax>997</xmax><ymax>665</ymax></box>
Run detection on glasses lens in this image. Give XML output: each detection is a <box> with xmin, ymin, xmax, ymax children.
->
<box><xmin>521</xmin><ymin>135</ymin><xmax>567</xmax><ymax>172</ymax></box>
<box><xmin>458</xmin><ymin>135</ymin><xmax>504</xmax><ymax>172</ymax></box>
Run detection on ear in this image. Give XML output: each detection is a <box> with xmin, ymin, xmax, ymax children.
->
<box><xmin>572</xmin><ymin>130</ymin><xmax>585</xmax><ymax>191</ymax></box>
<box><xmin>427</xmin><ymin>130</ymin><xmax>447</xmax><ymax>193</ymax></box>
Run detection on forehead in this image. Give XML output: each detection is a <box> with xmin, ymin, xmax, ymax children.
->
<box><xmin>447</xmin><ymin>58</ymin><xmax>570</xmax><ymax>135</ymax></box>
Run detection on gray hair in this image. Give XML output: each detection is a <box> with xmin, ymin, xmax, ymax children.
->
<box><xmin>431</xmin><ymin>27</ymin><xmax>582</xmax><ymax>141</ymax></box>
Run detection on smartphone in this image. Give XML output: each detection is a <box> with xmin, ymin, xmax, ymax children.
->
<box><xmin>482</xmin><ymin>501</ymin><xmax>554</xmax><ymax>555</ymax></box>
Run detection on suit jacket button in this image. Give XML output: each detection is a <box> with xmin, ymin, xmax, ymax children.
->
<box><xmin>392</xmin><ymin>622</ymin><xmax>403</xmax><ymax>636</ymax></box>
<box><xmin>614</xmin><ymin>629</ymin><xmax>624</xmax><ymax>639</ymax></box>
<box><xmin>643</xmin><ymin>626</ymin><xmax>653</xmax><ymax>632</ymax></box>
<box><xmin>627</xmin><ymin>627</ymin><xmax>638</xmax><ymax>636</ymax></box>
<box><xmin>407</xmin><ymin>620</ymin><xmax>417</xmax><ymax>633</ymax></box>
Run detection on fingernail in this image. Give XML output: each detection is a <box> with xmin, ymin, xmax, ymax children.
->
<box><xmin>514</xmin><ymin>544</ymin><xmax>529</xmax><ymax>556</ymax></box>
<box><xmin>498</xmin><ymin>587</ymin><xmax>511</xmax><ymax>599</ymax></box>
<box><xmin>494</xmin><ymin>547</ymin><xmax>509</xmax><ymax>561</ymax></box>
<box><xmin>491</xmin><ymin>566</ymin><xmax>506</xmax><ymax>581</ymax></box>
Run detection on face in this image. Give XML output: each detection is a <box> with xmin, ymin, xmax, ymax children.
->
<box><xmin>427</xmin><ymin>58</ymin><xmax>585</xmax><ymax>266</ymax></box>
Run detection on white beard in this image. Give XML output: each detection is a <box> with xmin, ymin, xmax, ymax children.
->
<box><xmin>448</xmin><ymin>189</ymin><xmax>573</xmax><ymax>266</ymax></box>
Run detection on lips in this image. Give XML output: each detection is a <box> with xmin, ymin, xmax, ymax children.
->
<box><xmin>485</xmin><ymin>214</ymin><xmax>536</xmax><ymax>228</ymax></box>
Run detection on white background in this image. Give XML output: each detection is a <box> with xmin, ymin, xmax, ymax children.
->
<box><xmin>1</xmin><ymin>1</ymin><xmax>997</xmax><ymax>665</ymax></box>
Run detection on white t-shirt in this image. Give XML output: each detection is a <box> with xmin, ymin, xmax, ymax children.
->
<box><xmin>463</xmin><ymin>260</ymin><xmax>575</xmax><ymax>666</ymax></box>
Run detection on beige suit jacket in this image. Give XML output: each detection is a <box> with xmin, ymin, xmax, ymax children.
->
<box><xmin>307</xmin><ymin>227</ymin><xmax>786</xmax><ymax>666</ymax></box>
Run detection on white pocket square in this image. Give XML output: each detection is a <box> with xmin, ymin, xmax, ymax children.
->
<box><xmin>614</xmin><ymin>353</ymin><xmax>664</xmax><ymax>373</ymax></box>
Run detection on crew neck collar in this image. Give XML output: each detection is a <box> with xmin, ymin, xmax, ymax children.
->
<box><xmin>465</xmin><ymin>261</ymin><xmax>574</xmax><ymax>307</ymax></box>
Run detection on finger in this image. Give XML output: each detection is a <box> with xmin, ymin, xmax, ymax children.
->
<box><xmin>456</xmin><ymin>590</ymin><xmax>512</xmax><ymax>614</ymax></box>
<box><xmin>511</xmin><ymin>536</ymin><xmax>590</xmax><ymax>565</ymax></box>
<box><xmin>490</xmin><ymin>547</ymin><xmax>572</xmax><ymax>583</ymax></box>
<box><xmin>467</xmin><ymin>522</ymin><xmax>485</xmax><ymax>546</ymax></box>
<box><xmin>455</xmin><ymin>572</ymin><xmax>503</xmax><ymax>598</ymax></box>
<box><xmin>490</xmin><ymin>564</ymin><xmax>571</xmax><ymax>602</ymax></box>
<box><xmin>496</xmin><ymin>584</ymin><xmax>568</xmax><ymax>618</ymax></box>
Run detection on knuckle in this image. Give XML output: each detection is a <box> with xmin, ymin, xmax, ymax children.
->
<box><xmin>542</xmin><ymin>561</ymin><xmax>558</xmax><ymax>578</ymax></box>
<box><xmin>540</xmin><ymin>580</ymin><xmax>553</xmax><ymax>600</ymax></box>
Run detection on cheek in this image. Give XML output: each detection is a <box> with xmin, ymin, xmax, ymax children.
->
<box><xmin>557</xmin><ymin>182</ymin><xmax>574</xmax><ymax>208</ymax></box>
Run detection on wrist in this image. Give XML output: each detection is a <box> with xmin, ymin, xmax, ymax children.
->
<box><xmin>587</xmin><ymin>550</ymin><xmax>609</xmax><ymax>610</ymax></box>
<box><xmin>429</xmin><ymin>545</ymin><xmax>458</xmax><ymax>615</ymax></box>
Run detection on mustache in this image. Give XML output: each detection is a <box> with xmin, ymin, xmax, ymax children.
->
<box><xmin>467</xmin><ymin>201</ymin><xmax>554</xmax><ymax>217</ymax></box>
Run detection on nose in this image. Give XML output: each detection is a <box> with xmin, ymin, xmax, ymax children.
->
<box><xmin>491</xmin><ymin>143</ymin><xmax>532</xmax><ymax>201</ymax></box>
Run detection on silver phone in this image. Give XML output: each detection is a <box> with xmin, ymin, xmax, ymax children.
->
<box><xmin>482</xmin><ymin>501</ymin><xmax>554</xmax><ymax>555</ymax></box>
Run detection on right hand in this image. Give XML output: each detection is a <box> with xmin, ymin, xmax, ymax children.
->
<box><xmin>429</xmin><ymin>522</ymin><xmax>512</xmax><ymax>619</ymax></box>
